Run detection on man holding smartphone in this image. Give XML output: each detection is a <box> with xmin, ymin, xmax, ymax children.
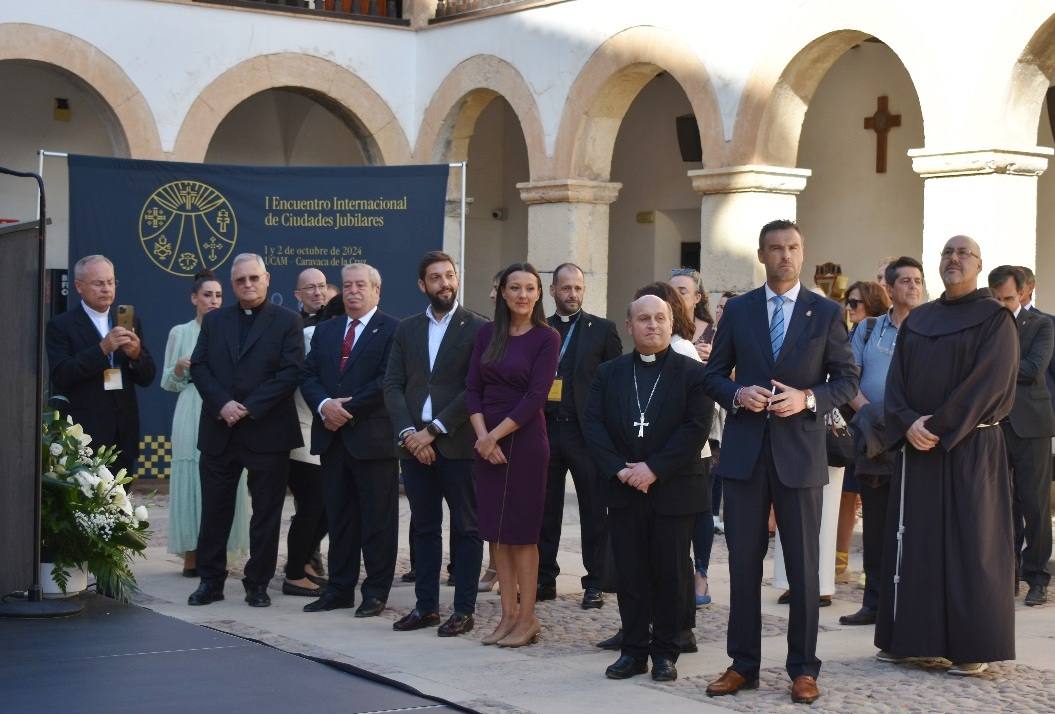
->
<box><xmin>46</xmin><ymin>254</ymin><xmax>156</xmax><ymax>476</ymax></box>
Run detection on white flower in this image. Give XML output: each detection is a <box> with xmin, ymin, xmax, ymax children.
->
<box><xmin>49</xmin><ymin>443</ymin><xmax>63</xmax><ymax>457</ymax></box>
<box><xmin>96</xmin><ymin>465</ymin><xmax>114</xmax><ymax>488</ymax></box>
<box><xmin>74</xmin><ymin>471</ymin><xmax>100</xmax><ymax>498</ymax></box>
<box><xmin>134</xmin><ymin>505</ymin><xmax>149</xmax><ymax>522</ymax></box>
<box><xmin>67</xmin><ymin>423</ymin><xmax>91</xmax><ymax>446</ymax></box>
<box><xmin>112</xmin><ymin>487</ymin><xmax>133</xmax><ymax>516</ymax></box>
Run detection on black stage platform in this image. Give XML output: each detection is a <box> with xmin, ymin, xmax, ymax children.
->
<box><xmin>0</xmin><ymin>594</ymin><xmax>468</xmax><ymax>713</ymax></box>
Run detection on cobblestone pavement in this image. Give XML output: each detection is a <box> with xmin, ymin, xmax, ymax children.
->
<box><xmin>133</xmin><ymin>489</ymin><xmax>1055</xmax><ymax>713</ymax></box>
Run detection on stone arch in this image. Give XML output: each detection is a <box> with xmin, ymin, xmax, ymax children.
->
<box><xmin>414</xmin><ymin>55</ymin><xmax>546</xmax><ymax>177</ymax></box>
<box><xmin>731</xmin><ymin>28</ymin><xmax>929</xmax><ymax>167</ymax></box>
<box><xmin>1006</xmin><ymin>13</ymin><xmax>1055</xmax><ymax>147</ymax></box>
<box><xmin>0</xmin><ymin>23</ymin><xmax>162</xmax><ymax>158</ymax></box>
<box><xmin>552</xmin><ymin>26</ymin><xmax>726</xmax><ymax>181</ymax></box>
<box><xmin>173</xmin><ymin>53</ymin><xmax>410</xmax><ymax>165</ymax></box>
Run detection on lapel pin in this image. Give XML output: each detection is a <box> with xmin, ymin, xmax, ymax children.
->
<box><xmin>587</xmin><ymin>321</ymin><xmax>593</xmax><ymax>327</ymax></box>
<box><xmin>806</xmin><ymin>310</ymin><xmax>812</xmax><ymax>317</ymax></box>
<box><xmin>372</xmin><ymin>328</ymin><xmax>379</xmax><ymax>334</ymax></box>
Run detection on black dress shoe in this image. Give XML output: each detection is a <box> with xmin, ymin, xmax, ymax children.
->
<box><xmin>355</xmin><ymin>597</ymin><xmax>386</xmax><ymax>618</ymax></box>
<box><xmin>1025</xmin><ymin>584</ymin><xmax>1048</xmax><ymax>606</ymax></box>
<box><xmin>675</xmin><ymin>629</ymin><xmax>697</xmax><ymax>654</ymax></box>
<box><xmin>581</xmin><ymin>588</ymin><xmax>604</xmax><ymax>609</ymax></box>
<box><xmin>244</xmin><ymin>582</ymin><xmax>271</xmax><ymax>608</ymax></box>
<box><xmin>188</xmin><ymin>581</ymin><xmax>224</xmax><ymax>606</ymax></box>
<box><xmin>536</xmin><ymin>584</ymin><xmax>558</xmax><ymax>601</ymax></box>
<box><xmin>303</xmin><ymin>591</ymin><xmax>354</xmax><ymax>613</ymax></box>
<box><xmin>393</xmin><ymin>609</ymin><xmax>441</xmax><ymax>631</ymax></box>
<box><xmin>597</xmin><ymin>629</ymin><xmax>623</xmax><ymax>650</ymax></box>
<box><xmin>282</xmin><ymin>580</ymin><xmax>322</xmax><ymax>597</ymax></box>
<box><xmin>400</xmin><ymin>569</ymin><xmax>416</xmax><ymax>583</ymax></box>
<box><xmin>650</xmin><ymin>656</ymin><xmax>678</xmax><ymax>681</ymax></box>
<box><xmin>437</xmin><ymin>612</ymin><xmax>475</xmax><ymax>637</ymax></box>
<box><xmin>605</xmin><ymin>655</ymin><xmax>648</xmax><ymax>679</ymax></box>
<box><xmin>839</xmin><ymin>607</ymin><xmax>877</xmax><ymax>625</ymax></box>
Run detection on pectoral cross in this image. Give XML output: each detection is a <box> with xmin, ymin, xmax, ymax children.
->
<box><xmin>634</xmin><ymin>412</ymin><xmax>649</xmax><ymax>438</ymax></box>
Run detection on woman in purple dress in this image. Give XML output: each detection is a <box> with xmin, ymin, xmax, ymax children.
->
<box><xmin>466</xmin><ymin>263</ymin><xmax>559</xmax><ymax>648</ymax></box>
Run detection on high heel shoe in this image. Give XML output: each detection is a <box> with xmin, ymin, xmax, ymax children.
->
<box><xmin>481</xmin><ymin>620</ymin><xmax>515</xmax><ymax>645</ymax></box>
<box><xmin>477</xmin><ymin>567</ymin><xmax>498</xmax><ymax>593</ymax></box>
<box><xmin>497</xmin><ymin>620</ymin><xmax>541</xmax><ymax>648</ymax></box>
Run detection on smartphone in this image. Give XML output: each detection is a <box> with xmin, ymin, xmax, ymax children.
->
<box><xmin>116</xmin><ymin>304</ymin><xmax>135</xmax><ymax>331</ymax></box>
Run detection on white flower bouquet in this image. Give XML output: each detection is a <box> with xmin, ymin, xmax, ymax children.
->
<box><xmin>41</xmin><ymin>411</ymin><xmax>152</xmax><ymax>601</ymax></box>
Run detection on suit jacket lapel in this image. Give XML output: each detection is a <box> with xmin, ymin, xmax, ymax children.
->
<box><xmin>750</xmin><ymin>288</ymin><xmax>776</xmax><ymax>368</ymax></box>
<box><xmin>775</xmin><ymin>290</ymin><xmax>812</xmax><ymax>367</ymax></box>
<box><xmin>239</xmin><ymin>303</ymin><xmax>276</xmax><ymax>360</ymax></box>
<box><xmin>341</xmin><ymin>312</ymin><xmax>383</xmax><ymax>375</ymax></box>
<box><xmin>574</xmin><ymin>313</ymin><xmax>596</xmax><ymax>370</ymax></box>
<box><xmin>223</xmin><ymin>307</ymin><xmax>240</xmax><ymax>365</ymax></box>
<box><xmin>431</xmin><ymin>307</ymin><xmax>469</xmax><ymax>377</ymax></box>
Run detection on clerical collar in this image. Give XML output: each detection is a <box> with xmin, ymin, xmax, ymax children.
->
<box><xmin>82</xmin><ymin>301</ymin><xmax>109</xmax><ymax>320</ymax></box>
<box><xmin>557</xmin><ymin>310</ymin><xmax>581</xmax><ymax>324</ymax></box>
<box><xmin>240</xmin><ymin>302</ymin><xmax>266</xmax><ymax>316</ymax></box>
<box><xmin>635</xmin><ymin>347</ymin><xmax>668</xmax><ymax>365</ymax></box>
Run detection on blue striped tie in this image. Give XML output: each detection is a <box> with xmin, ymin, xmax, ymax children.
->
<box><xmin>770</xmin><ymin>295</ymin><xmax>786</xmax><ymax>359</ymax></box>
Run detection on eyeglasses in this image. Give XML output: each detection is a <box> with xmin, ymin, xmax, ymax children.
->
<box><xmin>82</xmin><ymin>279</ymin><xmax>117</xmax><ymax>289</ymax></box>
<box><xmin>295</xmin><ymin>282</ymin><xmax>327</xmax><ymax>293</ymax></box>
<box><xmin>234</xmin><ymin>274</ymin><xmax>264</xmax><ymax>285</ymax></box>
<box><xmin>940</xmin><ymin>248</ymin><xmax>980</xmax><ymax>260</ymax></box>
<box><xmin>845</xmin><ymin>299</ymin><xmax>863</xmax><ymax>309</ymax></box>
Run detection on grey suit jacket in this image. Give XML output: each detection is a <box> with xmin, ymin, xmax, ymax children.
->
<box><xmin>1008</xmin><ymin>307</ymin><xmax>1055</xmax><ymax>438</ymax></box>
<box><xmin>383</xmin><ymin>305</ymin><xmax>487</xmax><ymax>460</ymax></box>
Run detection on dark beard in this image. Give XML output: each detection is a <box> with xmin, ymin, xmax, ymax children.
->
<box><xmin>428</xmin><ymin>291</ymin><xmax>456</xmax><ymax>314</ymax></box>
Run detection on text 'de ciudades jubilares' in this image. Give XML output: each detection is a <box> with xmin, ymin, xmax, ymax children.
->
<box><xmin>263</xmin><ymin>195</ymin><xmax>409</xmax><ymax>230</ymax></box>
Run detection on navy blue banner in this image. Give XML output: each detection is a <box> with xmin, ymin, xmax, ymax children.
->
<box><xmin>68</xmin><ymin>155</ymin><xmax>449</xmax><ymax>476</ymax></box>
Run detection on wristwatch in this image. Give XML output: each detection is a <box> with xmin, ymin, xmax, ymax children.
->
<box><xmin>804</xmin><ymin>389</ymin><xmax>817</xmax><ymax>413</ymax></box>
<box><xmin>426</xmin><ymin>421</ymin><xmax>442</xmax><ymax>437</ymax></box>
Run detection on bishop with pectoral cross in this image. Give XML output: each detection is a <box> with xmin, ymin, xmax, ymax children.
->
<box><xmin>582</xmin><ymin>294</ymin><xmax>713</xmax><ymax>682</ymax></box>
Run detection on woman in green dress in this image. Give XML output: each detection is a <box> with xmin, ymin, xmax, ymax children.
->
<box><xmin>162</xmin><ymin>271</ymin><xmax>250</xmax><ymax>576</ymax></box>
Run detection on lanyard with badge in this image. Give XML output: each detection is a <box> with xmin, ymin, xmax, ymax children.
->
<box><xmin>547</xmin><ymin>319</ymin><xmax>578</xmax><ymax>401</ymax></box>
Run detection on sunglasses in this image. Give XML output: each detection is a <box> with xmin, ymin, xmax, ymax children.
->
<box><xmin>845</xmin><ymin>299</ymin><xmax>863</xmax><ymax>309</ymax></box>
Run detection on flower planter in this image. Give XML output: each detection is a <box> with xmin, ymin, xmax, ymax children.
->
<box><xmin>40</xmin><ymin>562</ymin><xmax>88</xmax><ymax>598</ymax></box>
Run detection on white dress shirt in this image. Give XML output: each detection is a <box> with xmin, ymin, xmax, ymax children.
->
<box><xmin>764</xmin><ymin>281</ymin><xmax>801</xmax><ymax>330</ymax></box>
<box><xmin>420</xmin><ymin>301</ymin><xmax>457</xmax><ymax>430</ymax></box>
<box><xmin>82</xmin><ymin>301</ymin><xmax>110</xmax><ymax>338</ymax></box>
<box><xmin>317</xmin><ymin>306</ymin><xmax>377</xmax><ymax>417</ymax></box>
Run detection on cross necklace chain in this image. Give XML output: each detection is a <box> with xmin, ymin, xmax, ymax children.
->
<box><xmin>632</xmin><ymin>362</ymin><xmax>662</xmax><ymax>438</ymax></box>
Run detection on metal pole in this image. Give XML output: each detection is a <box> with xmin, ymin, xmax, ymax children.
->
<box><xmin>458</xmin><ymin>161</ymin><xmax>467</xmax><ymax>303</ymax></box>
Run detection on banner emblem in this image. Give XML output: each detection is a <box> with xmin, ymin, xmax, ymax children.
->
<box><xmin>138</xmin><ymin>180</ymin><xmax>237</xmax><ymax>276</ymax></box>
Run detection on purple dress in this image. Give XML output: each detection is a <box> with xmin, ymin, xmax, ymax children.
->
<box><xmin>466</xmin><ymin>323</ymin><xmax>560</xmax><ymax>544</ymax></box>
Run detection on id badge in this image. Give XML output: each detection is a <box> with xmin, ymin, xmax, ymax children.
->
<box><xmin>547</xmin><ymin>378</ymin><xmax>563</xmax><ymax>402</ymax></box>
<box><xmin>103</xmin><ymin>368</ymin><xmax>124</xmax><ymax>391</ymax></box>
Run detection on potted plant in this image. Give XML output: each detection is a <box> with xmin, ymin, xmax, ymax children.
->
<box><xmin>40</xmin><ymin>411</ymin><xmax>151</xmax><ymax>602</ymax></box>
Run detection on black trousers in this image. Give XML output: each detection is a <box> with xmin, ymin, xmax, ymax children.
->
<box><xmin>723</xmin><ymin>430</ymin><xmax>823</xmax><ymax>679</ymax></box>
<box><xmin>197</xmin><ymin>445</ymin><xmax>290</xmax><ymax>588</ymax></box>
<box><xmin>539</xmin><ymin>418</ymin><xmax>607</xmax><ymax>590</ymax></box>
<box><xmin>859</xmin><ymin>477</ymin><xmax>891</xmax><ymax>612</ymax></box>
<box><xmin>285</xmin><ymin>459</ymin><xmax>328</xmax><ymax>579</ymax></box>
<box><xmin>402</xmin><ymin>454</ymin><xmax>482</xmax><ymax>615</ymax></box>
<box><xmin>1003</xmin><ymin>425</ymin><xmax>1053</xmax><ymax>587</ymax></box>
<box><xmin>611</xmin><ymin>497</ymin><xmax>694</xmax><ymax>661</ymax></box>
<box><xmin>321</xmin><ymin>442</ymin><xmax>399</xmax><ymax>602</ymax></box>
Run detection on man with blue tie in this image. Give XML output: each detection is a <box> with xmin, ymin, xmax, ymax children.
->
<box><xmin>702</xmin><ymin>220</ymin><xmax>858</xmax><ymax>705</ymax></box>
<box><xmin>301</xmin><ymin>263</ymin><xmax>400</xmax><ymax>618</ymax></box>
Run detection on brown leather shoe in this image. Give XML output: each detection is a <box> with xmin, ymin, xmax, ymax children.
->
<box><xmin>791</xmin><ymin>675</ymin><xmax>820</xmax><ymax>704</ymax></box>
<box><xmin>706</xmin><ymin>668</ymin><xmax>759</xmax><ymax>697</ymax></box>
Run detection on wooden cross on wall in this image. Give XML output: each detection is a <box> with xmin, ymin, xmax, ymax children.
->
<box><xmin>863</xmin><ymin>96</ymin><xmax>902</xmax><ymax>174</ymax></box>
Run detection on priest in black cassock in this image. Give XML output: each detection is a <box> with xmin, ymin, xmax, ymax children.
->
<box><xmin>877</xmin><ymin>234</ymin><xmax>1018</xmax><ymax>676</ymax></box>
<box><xmin>583</xmin><ymin>294</ymin><xmax>712</xmax><ymax>683</ymax></box>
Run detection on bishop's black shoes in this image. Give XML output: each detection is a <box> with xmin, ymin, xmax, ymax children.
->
<box><xmin>303</xmin><ymin>591</ymin><xmax>354</xmax><ymax>613</ymax></box>
<box><xmin>187</xmin><ymin>581</ymin><xmax>224</xmax><ymax>606</ymax></box>
<box><xmin>839</xmin><ymin>606</ymin><xmax>877</xmax><ymax>625</ymax></box>
<box><xmin>581</xmin><ymin>588</ymin><xmax>604</xmax><ymax>609</ymax></box>
<box><xmin>437</xmin><ymin>612</ymin><xmax>475</xmax><ymax>637</ymax></box>
<box><xmin>393</xmin><ymin>609</ymin><xmax>441</xmax><ymax>631</ymax></box>
<box><xmin>1025</xmin><ymin>584</ymin><xmax>1048</xmax><ymax>606</ymax></box>
<box><xmin>536</xmin><ymin>584</ymin><xmax>558</xmax><ymax>602</ymax></box>
<box><xmin>243</xmin><ymin>581</ymin><xmax>271</xmax><ymax>607</ymax></box>
<box><xmin>605</xmin><ymin>655</ymin><xmax>648</xmax><ymax>680</ymax></box>
<box><xmin>650</xmin><ymin>656</ymin><xmax>678</xmax><ymax>682</ymax></box>
<box><xmin>354</xmin><ymin>597</ymin><xmax>386</xmax><ymax>618</ymax></box>
<box><xmin>596</xmin><ymin>629</ymin><xmax>623</xmax><ymax>650</ymax></box>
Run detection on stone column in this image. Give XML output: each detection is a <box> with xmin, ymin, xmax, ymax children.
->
<box><xmin>909</xmin><ymin>147</ymin><xmax>1052</xmax><ymax>298</ymax></box>
<box><xmin>443</xmin><ymin>191</ymin><xmax>473</xmax><ymax>275</ymax></box>
<box><xmin>689</xmin><ymin>165</ymin><xmax>811</xmax><ymax>293</ymax></box>
<box><xmin>517</xmin><ymin>179</ymin><xmax>621</xmax><ymax>317</ymax></box>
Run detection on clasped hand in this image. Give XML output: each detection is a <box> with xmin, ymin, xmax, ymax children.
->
<box><xmin>321</xmin><ymin>397</ymin><xmax>353</xmax><ymax>432</ymax></box>
<box><xmin>404</xmin><ymin>429</ymin><xmax>437</xmax><ymax>465</ymax></box>
<box><xmin>739</xmin><ymin>380</ymin><xmax>806</xmax><ymax>417</ymax></box>
<box><xmin>906</xmin><ymin>415</ymin><xmax>939</xmax><ymax>451</ymax></box>
<box><xmin>474</xmin><ymin>433</ymin><xmax>506</xmax><ymax>465</ymax></box>
<box><xmin>220</xmin><ymin>400</ymin><xmax>248</xmax><ymax>426</ymax></box>
<box><xmin>100</xmin><ymin>327</ymin><xmax>141</xmax><ymax>359</ymax></box>
<box><xmin>617</xmin><ymin>462</ymin><xmax>657</xmax><ymax>493</ymax></box>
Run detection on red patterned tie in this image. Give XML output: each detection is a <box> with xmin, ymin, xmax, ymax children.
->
<box><xmin>340</xmin><ymin>319</ymin><xmax>360</xmax><ymax>372</ymax></box>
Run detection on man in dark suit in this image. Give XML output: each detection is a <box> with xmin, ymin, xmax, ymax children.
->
<box><xmin>702</xmin><ymin>220</ymin><xmax>858</xmax><ymax>705</ymax></box>
<box><xmin>538</xmin><ymin>263</ymin><xmax>622</xmax><ymax>609</ymax></box>
<box><xmin>301</xmin><ymin>263</ymin><xmax>399</xmax><ymax>618</ymax></box>
<box><xmin>46</xmin><ymin>255</ymin><xmax>155</xmax><ymax>477</ymax></box>
<box><xmin>384</xmin><ymin>251</ymin><xmax>486</xmax><ymax>636</ymax></box>
<box><xmin>990</xmin><ymin>266</ymin><xmax>1053</xmax><ymax>606</ymax></box>
<box><xmin>583</xmin><ymin>294</ymin><xmax>712</xmax><ymax>683</ymax></box>
<box><xmin>188</xmin><ymin>253</ymin><xmax>304</xmax><ymax>608</ymax></box>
